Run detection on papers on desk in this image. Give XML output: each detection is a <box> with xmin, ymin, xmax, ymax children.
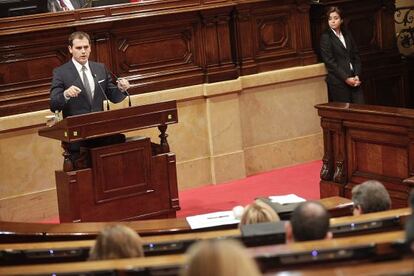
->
<box><xmin>269</xmin><ymin>194</ymin><xmax>306</xmax><ymax>205</ymax></box>
<box><xmin>186</xmin><ymin>211</ymin><xmax>240</xmax><ymax>230</ymax></box>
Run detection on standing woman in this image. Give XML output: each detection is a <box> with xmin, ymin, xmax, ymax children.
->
<box><xmin>320</xmin><ymin>6</ymin><xmax>364</xmax><ymax>103</ymax></box>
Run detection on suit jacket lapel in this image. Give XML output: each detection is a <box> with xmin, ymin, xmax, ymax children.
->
<box><xmin>330</xmin><ymin>30</ymin><xmax>347</xmax><ymax>51</ymax></box>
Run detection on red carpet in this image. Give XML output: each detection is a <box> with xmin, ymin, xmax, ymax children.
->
<box><xmin>176</xmin><ymin>160</ymin><xmax>321</xmax><ymax>218</ymax></box>
<box><xmin>40</xmin><ymin>160</ymin><xmax>321</xmax><ymax>223</ymax></box>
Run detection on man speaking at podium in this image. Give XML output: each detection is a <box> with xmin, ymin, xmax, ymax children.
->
<box><xmin>50</xmin><ymin>31</ymin><xmax>129</xmax><ymax>117</ymax></box>
<box><xmin>50</xmin><ymin>31</ymin><xmax>130</xmax><ymax>168</ymax></box>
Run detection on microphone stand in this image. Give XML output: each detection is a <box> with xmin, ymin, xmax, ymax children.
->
<box><xmin>107</xmin><ymin>69</ymin><xmax>132</xmax><ymax>107</ymax></box>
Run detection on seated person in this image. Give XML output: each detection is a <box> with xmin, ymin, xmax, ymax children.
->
<box><xmin>405</xmin><ymin>190</ymin><xmax>414</xmax><ymax>252</ymax></box>
<box><xmin>181</xmin><ymin>239</ymin><xmax>261</xmax><ymax>276</ymax></box>
<box><xmin>352</xmin><ymin>180</ymin><xmax>391</xmax><ymax>215</ymax></box>
<box><xmin>89</xmin><ymin>224</ymin><xmax>144</xmax><ymax>260</ymax></box>
<box><xmin>285</xmin><ymin>201</ymin><xmax>332</xmax><ymax>243</ymax></box>
<box><xmin>47</xmin><ymin>0</ymin><xmax>86</xmax><ymax>12</ymax></box>
<box><xmin>239</xmin><ymin>199</ymin><xmax>280</xmax><ymax>227</ymax></box>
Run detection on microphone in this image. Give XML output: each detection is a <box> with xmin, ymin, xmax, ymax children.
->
<box><xmin>93</xmin><ymin>74</ymin><xmax>110</xmax><ymax>111</ymax></box>
<box><xmin>107</xmin><ymin>69</ymin><xmax>132</xmax><ymax>107</ymax></box>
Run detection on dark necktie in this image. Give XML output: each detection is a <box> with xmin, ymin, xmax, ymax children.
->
<box><xmin>81</xmin><ymin>66</ymin><xmax>93</xmax><ymax>103</ymax></box>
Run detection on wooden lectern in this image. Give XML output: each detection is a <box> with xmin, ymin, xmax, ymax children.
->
<box><xmin>316</xmin><ymin>102</ymin><xmax>414</xmax><ymax>208</ymax></box>
<box><xmin>39</xmin><ymin>101</ymin><xmax>180</xmax><ymax>222</ymax></box>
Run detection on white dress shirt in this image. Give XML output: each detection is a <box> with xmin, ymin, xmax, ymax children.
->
<box><xmin>72</xmin><ymin>58</ymin><xmax>95</xmax><ymax>98</ymax></box>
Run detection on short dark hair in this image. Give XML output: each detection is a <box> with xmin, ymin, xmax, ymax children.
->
<box><xmin>68</xmin><ymin>31</ymin><xmax>91</xmax><ymax>47</ymax></box>
<box><xmin>290</xmin><ymin>201</ymin><xmax>330</xmax><ymax>241</ymax></box>
<box><xmin>326</xmin><ymin>6</ymin><xmax>343</xmax><ymax>19</ymax></box>
<box><xmin>352</xmin><ymin>180</ymin><xmax>391</xmax><ymax>214</ymax></box>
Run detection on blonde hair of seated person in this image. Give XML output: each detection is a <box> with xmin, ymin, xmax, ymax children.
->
<box><xmin>181</xmin><ymin>239</ymin><xmax>261</xmax><ymax>276</ymax></box>
<box><xmin>89</xmin><ymin>224</ymin><xmax>144</xmax><ymax>260</ymax></box>
<box><xmin>239</xmin><ymin>199</ymin><xmax>280</xmax><ymax>226</ymax></box>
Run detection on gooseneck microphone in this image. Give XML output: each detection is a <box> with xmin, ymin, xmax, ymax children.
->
<box><xmin>93</xmin><ymin>74</ymin><xmax>110</xmax><ymax>111</ymax></box>
<box><xmin>107</xmin><ymin>69</ymin><xmax>132</xmax><ymax>107</ymax></box>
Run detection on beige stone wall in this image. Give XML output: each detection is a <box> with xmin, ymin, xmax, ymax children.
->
<box><xmin>0</xmin><ymin>64</ymin><xmax>328</xmax><ymax>222</ymax></box>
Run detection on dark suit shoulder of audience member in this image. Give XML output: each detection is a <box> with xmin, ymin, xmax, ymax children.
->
<box><xmin>89</xmin><ymin>224</ymin><xmax>144</xmax><ymax>260</ymax></box>
<box><xmin>239</xmin><ymin>199</ymin><xmax>280</xmax><ymax>227</ymax></box>
<box><xmin>285</xmin><ymin>201</ymin><xmax>332</xmax><ymax>243</ymax></box>
<box><xmin>405</xmin><ymin>190</ymin><xmax>414</xmax><ymax>252</ymax></box>
<box><xmin>352</xmin><ymin>180</ymin><xmax>391</xmax><ymax>215</ymax></box>
<box><xmin>181</xmin><ymin>239</ymin><xmax>261</xmax><ymax>276</ymax></box>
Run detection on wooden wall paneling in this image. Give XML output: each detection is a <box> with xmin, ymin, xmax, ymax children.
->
<box><xmin>109</xmin><ymin>13</ymin><xmax>206</xmax><ymax>94</ymax></box>
<box><xmin>92</xmin><ymin>31</ymin><xmax>114</xmax><ymax>71</ymax></box>
<box><xmin>362</xmin><ymin>63</ymin><xmax>408</xmax><ymax>107</ymax></box>
<box><xmin>200</xmin><ymin>6</ymin><xmax>239</xmax><ymax>82</ymax></box>
<box><xmin>292</xmin><ymin>0</ymin><xmax>317</xmax><ymax>65</ymax></box>
<box><xmin>233</xmin><ymin>6</ymin><xmax>258</xmax><ymax>75</ymax></box>
<box><xmin>254</xmin><ymin>1</ymin><xmax>316</xmax><ymax>71</ymax></box>
<box><xmin>0</xmin><ymin>29</ymin><xmax>72</xmax><ymax>116</ymax></box>
<box><xmin>0</xmin><ymin>0</ymin><xmax>320</xmax><ymax>116</ymax></box>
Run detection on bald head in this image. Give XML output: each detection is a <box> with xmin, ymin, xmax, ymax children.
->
<box><xmin>289</xmin><ymin>201</ymin><xmax>330</xmax><ymax>242</ymax></box>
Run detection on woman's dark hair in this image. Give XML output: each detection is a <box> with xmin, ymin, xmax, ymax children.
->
<box><xmin>326</xmin><ymin>6</ymin><xmax>343</xmax><ymax>19</ymax></box>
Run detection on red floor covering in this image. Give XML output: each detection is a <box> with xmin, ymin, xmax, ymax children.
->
<box><xmin>176</xmin><ymin>160</ymin><xmax>321</xmax><ymax>218</ymax></box>
<box><xmin>40</xmin><ymin>160</ymin><xmax>321</xmax><ymax>223</ymax></box>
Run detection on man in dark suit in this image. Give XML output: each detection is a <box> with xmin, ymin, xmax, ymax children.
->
<box><xmin>50</xmin><ymin>31</ymin><xmax>130</xmax><ymax>167</ymax></box>
<box><xmin>319</xmin><ymin>6</ymin><xmax>364</xmax><ymax>103</ymax></box>
<box><xmin>47</xmin><ymin>0</ymin><xmax>87</xmax><ymax>12</ymax></box>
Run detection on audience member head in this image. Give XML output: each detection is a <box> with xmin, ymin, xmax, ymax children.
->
<box><xmin>351</xmin><ymin>180</ymin><xmax>391</xmax><ymax>215</ymax></box>
<box><xmin>239</xmin><ymin>199</ymin><xmax>280</xmax><ymax>227</ymax></box>
<box><xmin>89</xmin><ymin>224</ymin><xmax>144</xmax><ymax>260</ymax></box>
<box><xmin>285</xmin><ymin>201</ymin><xmax>331</xmax><ymax>243</ymax></box>
<box><xmin>181</xmin><ymin>239</ymin><xmax>261</xmax><ymax>276</ymax></box>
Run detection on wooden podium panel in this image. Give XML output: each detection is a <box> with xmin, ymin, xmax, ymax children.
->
<box><xmin>316</xmin><ymin>103</ymin><xmax>414</xmax><ymax>208</ymax></box>
<box><xmin>40</xmin><ymin>101</ymin><xmax>180</xmax><ymax>222</ymax></box>
<box><xmin>55</xmin><ymin>138</ymin><xmax>179</xmax><ymax>222</ymax></box>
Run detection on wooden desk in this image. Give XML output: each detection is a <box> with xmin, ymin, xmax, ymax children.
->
<box><xmin>268</xmin><ymin>257</ymin><xmax>414</xmax><ymax>276</ymax></box>
<box><xmin>249</xmin><ymin>230</ymin><xmax>406</xmax><ymax>272</ymax></box>
<box><xmin>0</xmin><ymin>230</ymin><xmax>407</xmax><ymax>275</ymax></box>
<box><xmin>0</xmin><ymin>208</ymin><xmax>410</xmax><ymax>266</ymax></box>
<box><xmin>0</xmin><ymin>196</ymin><xmax>352</xmax><ymax>243</ymax></box>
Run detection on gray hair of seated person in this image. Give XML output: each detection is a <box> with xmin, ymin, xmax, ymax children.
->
<box><xmin>239</xmin><ymin>199</ymin><xmax>280</xmax><ymax>226</ymax></box>
<box><xmin>352</xmin><ymin>180</ymin><xmax>391</xmax><ymax>214</ymax></box>
<box><xmin>89</xmin><ymin>224</ymin><xmax>144</xmax><ymax>260</ymax></box>
<box><xmin>290</xmin><ymin>201</ymin><xmax>330</xmax><ymax>242</ymax></box>
<box><xmin>181</xmin><ymin>239</ymin><xmax>261</xmax><ymax>276</ymax></box>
